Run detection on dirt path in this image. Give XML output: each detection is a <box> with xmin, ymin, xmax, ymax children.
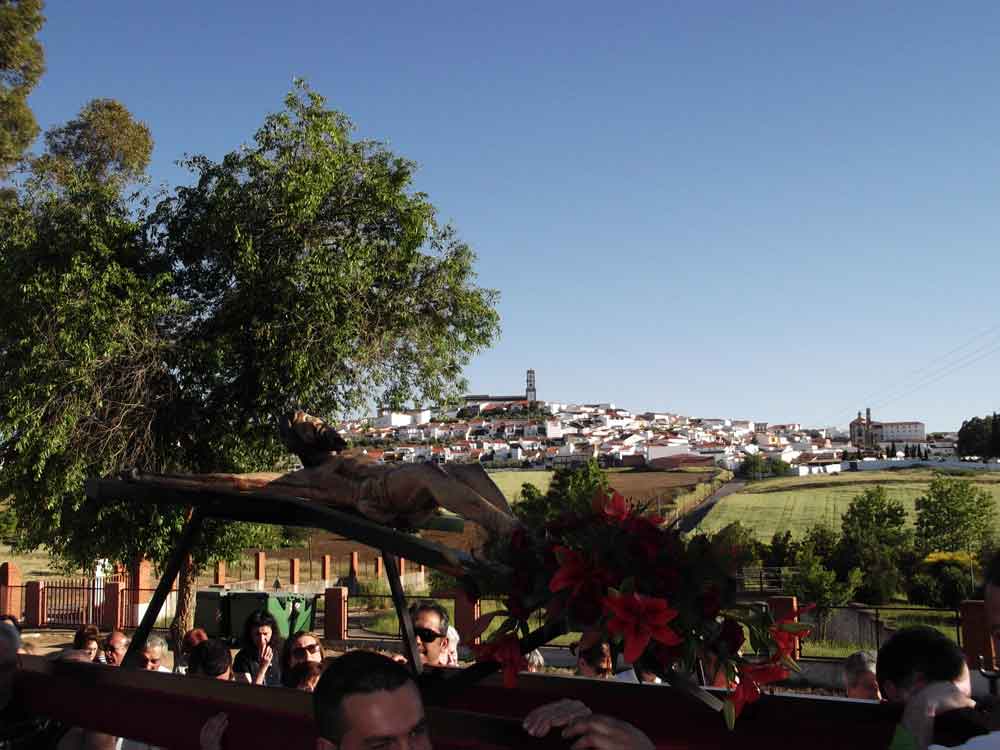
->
<box><xmin>677</xmin><ymin>480</ymin><xmax>746</xmax><ymax>533</ymax></box>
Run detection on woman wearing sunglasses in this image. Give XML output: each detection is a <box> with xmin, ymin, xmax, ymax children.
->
<box><xmin>280</xmin><ymin>631</ymin><xmax>323</xmax><ymax>687</ymax></box>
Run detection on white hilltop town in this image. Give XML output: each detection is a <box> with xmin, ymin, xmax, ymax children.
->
<box><xmin>334</xmin><ymin>370</ymin><xmax>961</xmax><ymax>475</ymax></box>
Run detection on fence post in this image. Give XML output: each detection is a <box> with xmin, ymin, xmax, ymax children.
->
<box><xmin>350</xmin><ymin>552</ymin><xmax>359</xmax><ymax>580</ymax></box>
<box><xmin>213</xmin><ymin>561</ymin><xmax>226</xmax><ymax>587</ymax></box>
<box><xmin>453</xmin><ymin>589</ymin><xmax>482</xmax><ymax>646</ymax></box>
<box><xmin>375</xmin><ymin>556</ymin><xmax>384</xmax><ymax>579</ymax></box>
<box><xmin>102</xmin><ymin>582</ymin><xmax>122</xmax><ymax>631</ymax></box>
<box><xmin>324</xmin><ymin>587</ymin><xmax>348</xmax><ymax>641</ymax></box>
<box><xmin>398</xmin><ymin>558</ymin><xmax>406</xmax><ymax>577</ymax></box>
<box><xmin>254</xmin><ymin>551</ymin><xmax>266</xmax><ymax>591</ymax></box>
<box><xmin>960</xmin><ymin>599</ymin><xmax>991</xmax><ymax>668</ymax></box>
<box><xmin>129</xmin><ymin>559</ymin><xmax>154</xmax><ymax>628</ymax></box>
<box><xmin>289</xmin><ymin>558</ymin><xmax>300</xmax><ymax>593</ymax></box>
<box><xmin>767</xmin><ymin>595</ymin><xmax>800</xmax><ymax>657</ymax></box>
<box><xmin>24</xmin><ymin>581</ymin><xmax>44</xmax><ymax>628</ymax></box>
<box><xmin>321</xmin><ymin>555</ymin><xmax>331</xmax><ymax>585</ymax></box>
<box><xmin>0</xmin><ymin>562</ymin><xmax>21</xmax><ymax>620</ymax></box>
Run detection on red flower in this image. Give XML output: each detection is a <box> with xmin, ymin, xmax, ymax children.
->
<box><xmin>568</xmin><ymin>580</ymin><xmax>604</xmax><ymax>625</ymax></box>
<box><xmin>770</xmin><ymin>604</ymin><xmax>814</xmax><ymax>661</ymax></box>
<box><xmin>592</xmin><ymin>490</ymin><xmax>629</xmax><ymax>522</ymax></box>
<box><xmin>549</xmin><ymin>547</ymin><xmax>590</xmax><ymax>596</ymax></box>
<box><xmin>730</xmin><ymin>662</ymin><xmax>789</xmax><ymax>718</ymax></box>
<box><xmin>472</xmin><ymin>634</ymin><xmax>528</xmax><ymax>689</ymax></box>
<box><xmin>622</xmin><ymin>516</ymin><xmax>664</xmax><ymax>563</ymax></box>
<box><xmin>602</xmin><ymin>592</ymin><xmax>682</xmax><ymax>664</ymax></box>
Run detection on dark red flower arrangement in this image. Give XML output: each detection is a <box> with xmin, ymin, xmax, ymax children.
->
<box><xmin>470</xmin><ymin>489</ymin><xmax>812</xmax><ymax>729</ymax></box>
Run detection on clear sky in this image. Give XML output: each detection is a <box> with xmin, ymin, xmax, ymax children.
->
<box><xmin>29</xmin><ymin>1</ymin><xmax>1000</xmax><ymax>431</ymax></box>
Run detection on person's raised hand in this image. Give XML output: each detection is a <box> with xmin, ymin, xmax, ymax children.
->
<box><xmin>561</xmin><ymin>715</ymin><xmax>655</xmax><ymax>750</ymax></box>
<box><xmin>523</xmin><ymin>699</ymin><xmax>592</xmax><ymax>737</ymax></box>
<box><xmin>199</xmin><ymin>713</ymin><xmax>228</xmax><ymax>750</ymax></box>
<box><xmin>902</xmin><ymin>682</ymin><xmax>976</xmax><ymax>750</ymax></box>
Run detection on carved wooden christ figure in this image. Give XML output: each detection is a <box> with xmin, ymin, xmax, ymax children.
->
<box><xmin>141</xmin><ymin>411</ymin><xmax>519</xmax><ymax>538</ymax></box>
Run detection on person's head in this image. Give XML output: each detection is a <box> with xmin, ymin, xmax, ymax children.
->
<box><xmin>844</xmin><ymin>650</ymin><xmax>880</xmax><ymax>700</ymax></box>
<box><xmin>574</xmin><ymin>638</ymin><xmax>614</xmax><ymax>679</ymax></box>
<box><xmin>284</xmin><ymin>631</ymin><xmax>323</xmax><ymax>675</ymax></box>
<box><xmin>289</xmin><ymin>660</ymin><xmax>324</xmax><ymax>692</ymax></box>
<box><xmin>877</xmin><ymin>627</ymin><xmax>968</xmax><ymax>703</ymax></box>
<box><xmin>73</xmin><ymin>625</ymin><xmax>101</xmax><ymax>662</ymax></box>
<box><xmin>314</xmin><ymin>651</ymin><xmax>428</xmax><ymax>750</ymax></box>
<box><xmin>141</xmin><ymin>634</ymin><xmax>167</xmax><ymax>671</ymax></box>
<box><xmin>242</xmin><ymin>609</ymin><xmax>280</xmax><ymax>653</ymax></box>
<box><xmin>0</xmin><ymin>615</ymin><xmax>21</xmax><ymax>635</ymax></box>
<box><xmin>0</xmin><ymin>622</ymin><xmax>21</xmax><ymax>710</ymax></box>
<box><xmin>103</xmin><ymin>630</ymin><xmax>130</xmax><ymax>666</ymax></box>
<box><xmin>188</xmin><ymin>639</ymin><xmax>233</xmax><ymax>681</ymax></box>
<box><xmin>525</xmin><ymin>649</ymin><xmax>545</xmax><ymax>673</ymax></box>
<box><xmin>182</xmin><ymin>628</ymin><xmax>208</xmax><ymax>659</ymax></box>
<box><xmin>408</xmin><ymin>601</ymin><xmax>449</xmax><ymax>667</ymax></box>
<box><xmin>984</xmin><ymin>550</ymin><xmax>1000</xmax><ymax>660</ymax></box>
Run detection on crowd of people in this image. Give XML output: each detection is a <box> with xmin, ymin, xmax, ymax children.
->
<box><xmin>5</xmin><ymin>552</ymin><xmax>1000</xmax><ymax>749</ymax></box>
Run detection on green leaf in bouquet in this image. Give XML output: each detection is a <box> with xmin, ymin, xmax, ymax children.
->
<box><xmin>723</xmin><ymin>699</ymin><xmax>736</xmax><ymax>731</ymax></box>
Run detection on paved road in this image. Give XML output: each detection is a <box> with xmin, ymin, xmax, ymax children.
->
<box><xmin>677</xmin><ymin>480</ymin><xmax>746</xmax><ymax>533</ymax></box>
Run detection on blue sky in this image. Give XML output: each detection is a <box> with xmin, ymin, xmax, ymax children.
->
<box><xmin>30</xmin><ymin>1</ymin><xmax>1000</xmax><ymax>430</ymax></box>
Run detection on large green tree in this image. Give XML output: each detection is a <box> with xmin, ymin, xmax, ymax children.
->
<box><xmin>0</xmin><ymin>85</ymin><xmax>500</xmax><ymax>645</ymax></box>
<box><xmin>957</xmin><ymin>415</ymin><xmax>993</xmax><ymax>458</ymax></box>
<box><xmin>834</xmin><ymin>485</ymin><xmax>911</xmax><ymax>603</ymax></box>
<box><xmin>915</xmin><ymin>475</ymin><xmax>995</xmax><ymax>555</ymax></box>
<box><xmin>0</xmin><ymin>0</ymin><xmax>45</xmax><ymax>180</ymax></box>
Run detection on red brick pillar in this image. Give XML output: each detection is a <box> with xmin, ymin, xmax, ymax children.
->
<box><xmin>289</xmin><ymin>559</ymin><xmax>301</xmax><ymax>592</ymax></box>
<box><xmin>321</xmin><ymin>555</ymin><xmax>332</xmax><ymax>584</ymax></box>
<box><xmin>349</xmin><ymin>552</ymin><xmax>359</xmax><ymax>579</ymax></box>
<box><xmin>0</xmin><ymin>562</ymin><xmax>21</xmax><ymax>620</ymax></box>
<box><xmin>324</xmin><ymin>587</ymin><xmax>348</xmax><ymax>641</ymax></box>
<box><xmin>453</xmin><ymin>589</ymin><xmax>482</xmax><ymax>646</ymax></box>
<box><xmin>102</xmin><ymin>582</ymin><xmax>122</xmax><ymax>631</ymax></box>
<box><xmin>254</xmin><ymin>552</ymin><xmax>267</xmax><ymax>591</ymax></box>
<box><xmin>375</xmin><ymin>556</ymin><xmax>384</xmax><ymax>579</ymax></box>
<box><xmin>213</xmin><ymin>561</ymin><xmax>226</xmax><ymax>587</ymax></box>
<box><xmin>961</xmin><ymin>599</ymin><xmax>992</xmax><ymax>668</ymax></box>
<box><xmin>768</xmin><ymin>595</ymin><xmax>801</xmax><ymax>658</ymax></box>
<box><xmin>24</xmin><ymin>581</ymin><xmax>44</xmax><ymax>628</ymax></box>
<box><xmin>398</xmin><ymin>558</ymin><xmax>406</xmax><ymax>577</ymax></box>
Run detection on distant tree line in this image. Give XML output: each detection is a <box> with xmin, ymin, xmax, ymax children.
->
<box><xmin>958</xmin><ymin>412</ymin><xmax>1000</xmax><ymax>459</ymax></box>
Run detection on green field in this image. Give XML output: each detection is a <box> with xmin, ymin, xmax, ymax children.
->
<box><xmin>693</xmin><ymin>469</ymin><xmax>1000</xmax><ymax>541</ymax></box>
<box><xmin>488</xmin><ymin>470</ymin><xmax>553</xmax><ymax>503</ymax></box>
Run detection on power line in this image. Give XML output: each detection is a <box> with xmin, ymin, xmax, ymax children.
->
<box><xmin>817</xmin><ymin>324</ymin><xmax>1000</xmax><ymax>426</ymax></box>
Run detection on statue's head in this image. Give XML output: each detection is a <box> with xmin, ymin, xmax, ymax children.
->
<box><xmin>279</xmin><ymin>410</ymin><xmax>347</xmax><ymax>466</ymax></box>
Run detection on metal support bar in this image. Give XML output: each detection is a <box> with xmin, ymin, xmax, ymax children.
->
<box><xmin>121</xmin><ymin>510</ymin><xmax>205</xmax><ymax>669</ymax></box>
<box><xmin>383</xmin><ymin>551</ymin><xmax>421</xmax><ymax>675</ymax></box>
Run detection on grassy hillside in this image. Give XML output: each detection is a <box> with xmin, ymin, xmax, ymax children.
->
<box><xmin>488</xmin><ymin>470</ymin><xmax>553</xmax><ymax>503</ymax></box>
<box><xmin>693</xmin><ymin>468</ymin><xmax>1000</xmax><ymax>541</ymax></box>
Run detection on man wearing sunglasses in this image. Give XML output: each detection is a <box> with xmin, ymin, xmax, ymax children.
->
<box><xmin>407</xmin><ymin>601</ymin><xmax>450</xmax><ymax>668</ymax></box>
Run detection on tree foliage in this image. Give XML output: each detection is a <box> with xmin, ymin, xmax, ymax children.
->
<box><xmin>915</xmin><ymin>475</ymin><xmax>995</xmax><ymax>555</ymax></box>
<box><xmin>515</xmin><ymin>460</ymin><xmax>608</xmax><ymax>527</ymax></box>
<box><xmin>785</xmin><ymin>543</ymin><xmax>861</xmax><ymax>638</ymax></box>
<box><xmin>835</xmin><ymin>485</ymin><xmax>911</xmax><ymax>604</ymax></box>
<box><xmin>37</xmin><ymin>98</ymin><xmax>152</xmax><ymax>186</ymax></box>
<box><xmin>958</xmin><ymin>415</ymin><xmax>994</xmax><ymax>458</ymax></box>
<box><xmin>0</xmin><ymin>0</ymin><xmax>45</xmax><ymax>179</ymax></box>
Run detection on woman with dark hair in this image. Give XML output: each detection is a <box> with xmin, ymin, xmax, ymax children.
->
<box><xmin>71</xmin><ymin>624</ymin><xmax>101</xmax><ymax>663</ymax></box>
<box><xmin>280</xmin><ymin>631</ymin><xmax>323</xmax><ymax>687</ymax></box>
<box><xmin>573</xmin><ymin>637</ymin><xmax>614</xmax><ymax>679</ymax></box>
<box><xmin>232</xmin><ymin>610</ymin><xmax>282</xmax><ymax>686</ymax></box>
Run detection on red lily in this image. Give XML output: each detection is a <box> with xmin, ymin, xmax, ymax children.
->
<box><xmin>602</xmin><ymin>592</ymin><xmax>681</xmax><ymax>663</ymax></box>
<box><xmin>592</xmin><ymin>490</ymin><xmax>629</xmax><ymax>522</ymax></box>
<box><xmin>770</xmin><ymin>603</ymin><xmax>815</xmax><ymax>661</ymax></box>
<box><xmin>472</xmin><ymin>633</ymin><xmax>528</xmax><ymax>688</ymax></box>
<box><xmin>731</xmin><ymin>663</ymin><xmax>789</xmax><ymax>718</ymax></box>
<box><xmin>549</xmin><ymin>546</ymin><xmax>590</xmax><ymax>596</ymax></box>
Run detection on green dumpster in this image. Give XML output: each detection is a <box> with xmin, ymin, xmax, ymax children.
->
<box><xmin>193</xmin><ymin>590</ymin><xmax>229</xmax><ymax>638</ymax></box>
<box><xmin>226</xmin><ymin>592</ymin><xmax>317</xmax><ymax>641</ymax></box>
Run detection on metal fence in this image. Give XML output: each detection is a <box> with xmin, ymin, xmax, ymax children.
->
<box><xmin>43</xmin><ymin>574</ymin><xmax>130</xmax><ymax>628</ymax></box>
<box><xmin>797</xmin><ymin>604</ymin><xmax>961</xmax><ymax>659</ymax></box>
<box><xmin>736</xmin><ymin>567</ymin><xmax>796</xmax><ymax>594</ymax></box>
